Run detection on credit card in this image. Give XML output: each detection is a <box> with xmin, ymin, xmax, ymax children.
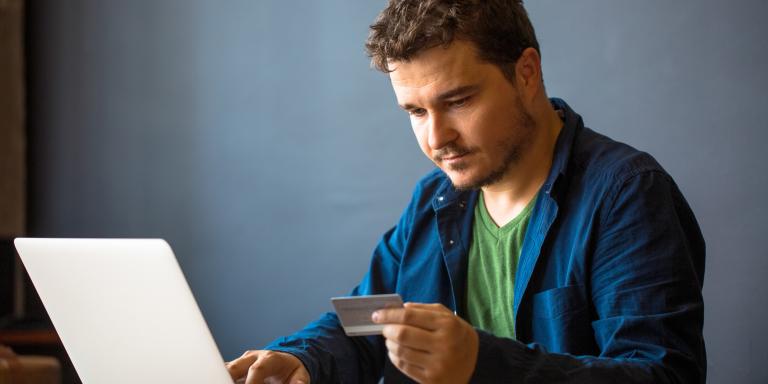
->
<box><xmin>331</xmin><ymin>293</ymin><xmax>404</xmax><ymax>336</ymax></box>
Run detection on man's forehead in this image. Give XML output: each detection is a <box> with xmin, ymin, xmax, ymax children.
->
<box><xmin>388</xmin><ymin>66</ymin><xmax>442</xmax><ymax>91</ymax></box>
<box><xmin>388</xmin><ymin>41</ymin><xmax>487</xmax><ymax>90</ymax></box>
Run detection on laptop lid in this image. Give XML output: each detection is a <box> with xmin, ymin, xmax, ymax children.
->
<box><xmin>14</xmin><ymin>238</ymin><xmax>234</xmax><ymax>384</ymax></box>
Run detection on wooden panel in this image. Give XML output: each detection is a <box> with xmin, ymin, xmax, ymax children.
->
<box><xmin>0</xmin><ymin>329</ymin><xmax>59</xmax><ymax>346</ymax></box>
<box><xmin>0</xmin><ymin>0</ymin><xmax>25</xmax><ymax>237</ymax></box>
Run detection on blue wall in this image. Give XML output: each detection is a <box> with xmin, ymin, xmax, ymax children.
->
<box><xmin>27</xmin><ymin>1</ymin><xmax>768</xmax><ymax>382</ymax></box>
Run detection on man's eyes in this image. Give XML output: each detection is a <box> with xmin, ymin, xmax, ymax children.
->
<box><xmin>449</xmin><ymin>96</ymin><xmax>470</xmax><ymax>108</ymax></box>
<box><xmin>406</xmin><ymin>97</ymin><xmax>472</xmax><ymax>117</ymax></box>
<box><xmin>408</xmin><ymin>108</ymin><xmax>427</xmax><ymax>117</ymax></box>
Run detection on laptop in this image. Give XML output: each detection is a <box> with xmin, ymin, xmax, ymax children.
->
<box><xmin>14</xmin><ymin>238</ymin><xmax>235</xmax><ymax>384</ymax></box>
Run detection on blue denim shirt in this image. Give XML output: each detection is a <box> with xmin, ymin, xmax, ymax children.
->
<box><xmin>267</xmin><ymin>98</ymin><xmax>706</xmax><ymax>383</ymax></box>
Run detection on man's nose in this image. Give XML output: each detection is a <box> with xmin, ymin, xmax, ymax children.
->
<box><xmin>427</xmin><ymin>113</ymin><xmax>458</xmax><ymax>150</ymax></box>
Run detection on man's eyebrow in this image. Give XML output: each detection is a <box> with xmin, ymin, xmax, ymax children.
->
<box><xmin>436</xmin><ymin>84</ymin><xmax>480</xmax><ymax>101</ymax></box>
<box><xmin>398</xmin><ymin>84</ymin><xmax>480</xmax><ymax>111</ymax></box>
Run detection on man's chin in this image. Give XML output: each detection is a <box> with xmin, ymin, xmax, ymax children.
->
<box><xmin>443</xmin><ymin>170</ymin><xmax>480</xmax><ymax>191</ymax></box>
<box><xmin>443</xmin><ymin>164</ymin><xmax>510</xmax><ymax>191</ymax></box>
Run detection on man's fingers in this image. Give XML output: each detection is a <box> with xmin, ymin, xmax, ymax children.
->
<box><xmin>373</xmin><ymin>304</ymin><xmax>445</xmax><ymax>330</ymax></box>
<box><xmin>228</xmin><ymin>350</ymin><xmax>309</xmax><ymax>384</ymax></box>
<box><xmin>226</xmin><ymin>351</ymin><xmax>260</xmax><ymax>380</ymax></box>
<box><xmin>244</xmin><ymin>358</ymin><xmax>283</xmax><ymax>384</ymax></box>
<box><xmin>385</xmin><ymin>338</ymin><xmax>432</xmax><ymax>367</ymax></box>
<box><xmin>288</xmin><ymin>364</ymin><xmax>311</xmax><ymax>384</ymax></box>
<box><xmin>403</xmin><ymin>302</ymin><xmax>453</xmax><ymax>313</ymax></box>
<box><xmin>388</xmin><ymin>350</ymin><xmax>429</xmax><ymax>383</ymax></box>
<box><xmin>381</xmin><ymin>323</ymin><xmax>433</xmax><ymax>350</ymax></box>
<box><xmin>228</xmin><ymin>350</ymin><xmax>304</xmax><ymax>384</ymax></box>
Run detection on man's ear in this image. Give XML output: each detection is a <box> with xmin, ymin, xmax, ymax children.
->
<box><xmin>515</xmin><ymin>47</ymin><xmax>542</xmax><ymax>102</ymax></box>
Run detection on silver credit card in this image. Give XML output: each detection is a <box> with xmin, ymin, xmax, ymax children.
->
<box><xmin>331</xmin><ymin>293</ymin><xmax>404</xmax><ymax>336</ymax></box>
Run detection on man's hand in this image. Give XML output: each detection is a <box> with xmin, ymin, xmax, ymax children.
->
<box><xmin>226</xmin><ymin>350</ymin><xmax>310</xmax><ymax>384</ymax></box>
<box><xmin>372</xmin><ymin>302</ymin><xmax>479</xmax><ymax>384</ymax></box>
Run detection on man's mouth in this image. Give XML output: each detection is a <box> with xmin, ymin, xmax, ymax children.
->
<box><xmin>437</xmin><ymin>151</ymin><xmax>471</xmax><ymax>165</ymax></box>
<box><xmin>442</xmin><ymin>153</ymin><xmax>465</xmax><ymax>160</ymax></box>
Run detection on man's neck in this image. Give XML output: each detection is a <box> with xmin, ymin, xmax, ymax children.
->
<box><xmin>481</xmin><ymin>106</ymin><xmax>563</xmax><ymax>227</ymax></box>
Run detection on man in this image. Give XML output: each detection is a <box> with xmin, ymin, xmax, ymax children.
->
<box><xmin>227</xmin><ymin>1</ymin><xmax>706</xmax><ymax>383</ymax></box>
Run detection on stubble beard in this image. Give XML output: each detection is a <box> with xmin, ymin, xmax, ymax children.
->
<box><xmin>447</xmin><ymin>102</ymin><xmax>537</xmax><ymax>192</ymax></box>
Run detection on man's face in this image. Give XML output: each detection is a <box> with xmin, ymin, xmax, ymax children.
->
<box><xmin>389</xmin><ymin>40</ymin><xmax>536</xmax><ymax>190</ymax></box>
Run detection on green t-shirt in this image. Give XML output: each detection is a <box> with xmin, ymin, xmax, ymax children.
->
<box><xmin>465</xmin><ymin>192</ymin><xmax>537</xmax><ymax>339</ymax></box>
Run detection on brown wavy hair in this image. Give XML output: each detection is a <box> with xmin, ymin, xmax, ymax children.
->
<box><xmin>365</xmin><ymin>0</ymin><xmax>540</xmax><ymax>82</ymax></box>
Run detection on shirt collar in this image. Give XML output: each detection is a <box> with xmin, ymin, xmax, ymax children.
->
<box><xmin>432</xmin><ymin>177</ymin><xmax>472</xmax><ymax>211</ymax></box>
<box><xmin>543</xmin><ymin>98</ymin><xmax>581</xmax><ymax>198</ymax></box>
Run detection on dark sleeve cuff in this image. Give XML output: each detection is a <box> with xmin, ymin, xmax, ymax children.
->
<box><xmin>470</xmin><ymin>330</ymin><xmax>526</xmax><ymax>383</ymax></box>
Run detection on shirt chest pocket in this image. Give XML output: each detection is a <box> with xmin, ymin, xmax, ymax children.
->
<box><xmin>530</xmin><ymin>285</ymin><xmax>596</xmax><ymax>354</ymax></box>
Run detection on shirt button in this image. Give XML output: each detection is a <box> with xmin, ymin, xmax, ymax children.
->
<box><xmin>449</xmin><ymin>240</ymin><xmax>454</xmax><ymax>245</ymax></box>
<box><xmin>438</xmin><ymin>196</ymin><xmax>444</xmax><ymax>202</ymax></box>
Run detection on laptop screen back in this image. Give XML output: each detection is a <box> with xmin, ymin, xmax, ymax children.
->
<box><xmin>14</xmin><ymin>238</ymin><xmax>234</xmax><ymax>384</ymax></box>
